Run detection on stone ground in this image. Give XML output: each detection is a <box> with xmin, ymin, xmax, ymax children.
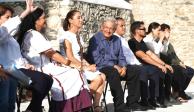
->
<box><xmin>18</xmin><ymin>82</ymin><xmax>194</xmax><ymax>112</ymax></box>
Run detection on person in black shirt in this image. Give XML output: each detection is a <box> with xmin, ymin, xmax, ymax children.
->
<box><xmin>128</xmin><ymin>21</ymin><xmax>174</xmax><ymax>108</ymax></box>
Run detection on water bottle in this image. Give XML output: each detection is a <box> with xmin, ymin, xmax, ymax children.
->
<box><xmin>6</xmin><ymin>65</ymin><xmax>32</xmax><ymax>86</ymax></box>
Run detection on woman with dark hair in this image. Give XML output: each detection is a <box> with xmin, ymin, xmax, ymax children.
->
<box><xmin>143</xmin><ymin>22</ymin><xmax>174</xmax><ymax>107</ymax></box>
<box><xmin>58</xmin><ymin>9</ymin><xmax>105</xmax><ymax>112</ymax></box>
<box><xmin>160</xmin><ymin>23</ymin><xmax>192</xmax><ymax>102</ymax></box>
<box><xmin>0</xmin><ymin>1</ymin><xmax>53</xmax><ymax>112</ymax></box>
<box><xmin>18</xmin><ymin>8</ymin><xmax>90</xmax><ymax>112</ymax></box>
<box><xmin>144</xmin><ymin>22</ymin><xmax>164</xmax><ymax>56</ymax></box>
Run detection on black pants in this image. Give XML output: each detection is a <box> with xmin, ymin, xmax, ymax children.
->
<box><xmin>20</xmin><ymin>69</ymin><xmax>53</xmax><ymax>112</ymax></box>
<box><xmin>171</xmin><ymin>65</ymin><xmax>194</xmax><ymax>96</ymax></box>
<box><xmin>139</xmin><ymin>65</ymin><xmax>161</xmax><ymax>102</ymax></box>
<box><xmin>100</xmin><ymin>65</ymin><xmax>140</xmax><ymax>110</ymax></box>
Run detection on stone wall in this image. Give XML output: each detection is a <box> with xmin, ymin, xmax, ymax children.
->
<box><xmin>45</xmin><ymin>0</ymin><xmax>131</xmax><ymax>49</ymax></box>
<box><xmin>2</xmin><ymin>0</ymin><xmax>194</xmax><ymax>68</ymax></box>
<box><xmin>0</xmin><ymin>0</ymin><xmax>131</xmax><ymax>49</ymax></box>
<box><xmin>130</xmin><ymin>0</ymin><xmax>194</xmax><ymax>67</ymax></box>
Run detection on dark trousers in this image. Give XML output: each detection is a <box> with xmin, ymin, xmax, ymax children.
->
<box><xmin>139</xmin><ymin>65</ymin><xmax>161</xmax><ymax>102</ymax></box>
<box><xmin>100</xmin><ymin>65</ymin><xmax>140</xmax><ymax>110</ymax></box>
<box><xmin>164</xmin><ymin>72</ymin><xmax>173</xmax><ymax>100</ymax></box>
<box><xmin>125</xmin><ymin>65</ymin><xmax>140</xmax><ymax>105</ymax></box>
<box><xmin>20</xmin><ymin>69</ymin><xmax>53</xmax><ymax>112</ymax></box>
<box><xmin>182</xmin><ymin>66</ymin><xmax>194</xmax><ymax>90</ymax></box>
<box><xmin>100</xmin><ymin>66</ymin><xmax>125</xmax><ymax>111</ymax></box>
<box><xmin>171</xmin><ymin>65</ymin><xmax>194</xmax><ymax>95</ymax></box>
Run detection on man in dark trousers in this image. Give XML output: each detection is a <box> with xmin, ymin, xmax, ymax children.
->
<box><xmin>87</xmin><ymin>17</ymin><xmax>146</xmax><ymax>112</ymax></box>
<box><xmin>128</xmin><ymin>21</ymin><xmax>174</xmax><ymax>108</ymax></box>
<box><xmin>160</xmin><ymin>23</ymin><xmax>194</xmax><ymax>101</ymax></box>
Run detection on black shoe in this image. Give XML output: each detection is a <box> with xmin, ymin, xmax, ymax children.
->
<box><xmin>128</xmin><ymin>103</ymin><xmax>147</xmax><ymax>111</ymax></box>
<box><xmin>115</xmin><ymin>106</ymin><xmax>131</xmax><ymax>112</ymax></box>
<box><xmin>148</xmin><ymin>99</ymin><xmax>160</xmax><ymax>108</ymax></box>
<box><xmin>181</xmin><ymin>92</ymin><xmax>192</xmax><ymax>100</ymax></box>
<box><xmin>139</xmin><ymin>101</ymin><xmax>156</xmax><ymax>110</ymax></box>
<box><xmin>156</xmin><ymin>102</ymin><xmax>167</xmax><ymax>108</ymax></box>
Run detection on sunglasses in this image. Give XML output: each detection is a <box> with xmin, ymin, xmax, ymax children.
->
<box><xmin>138</xmin><ymin>28</ymin><xmax>146</xmax><ymax>31</ymax></box>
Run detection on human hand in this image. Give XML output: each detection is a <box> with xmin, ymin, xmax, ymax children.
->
<box><xmin>0</xmin><ymin>68</ymin><xmax>8</xmax><ymax>80</ymax></box>
<box><xmin>159</xmin><ymin>31</ymin><xmax>165</xmax><ymax>41</ymax></box>
<box><xmin>164</xmin><ymin>31</ymin><xmax>170</xmax><ymax>40</ymax></box>
<box><xmin>179</xmin><ymin>62</ymin><xmax>186</xmax><ymax>69</ymax></box>
<box><xmin>20</xmin><ymin>0</ymin><xmax>37</xmax><ymax>19</ymax></box>
<box><xmin>114</xmin><ymin>65</ymin><xmax>122</xmax><ymax>75</ymax></box>
<box><xmin>86</xmin><ymin>64</ymin><xmax>96</xmax><ymax>72</ymax></box>
<box><xmin>158</xmin><ymin>64</ymin><xmax>167</xmax><ymax>74</ymax></box>
<box><xmin>25</xmin><ymin>64</ymin><xmax>35</xmax><ymax>70</ymax></box>
<box><xmin>165</xmin><ymin>64</ymin><xmax>174</xmax><ymax>73</ymax></box>
<box><xmin>120</xmin><ymin>67</ymin><xmax>127</xmax><ymax>77</ymax></box>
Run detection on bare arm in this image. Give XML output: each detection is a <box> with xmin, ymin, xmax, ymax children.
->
<box><xmin>42</xmin><ymin>49</ymin><xmax>79</xmax><ymax>68</ymax></box>
<box><xmin>64</xmin><ymin>39</ymin><xmax>81</xmax><ymax>66</ymax></box>
<box><xmin>135</xmin><ymin>50</ymin><xmax>167</xmax><ymax>73</ymax></box>
<box><xmin>147</xmin><ymin>50</ymin><xmax>173</xmax><ymax>73</ymax></box>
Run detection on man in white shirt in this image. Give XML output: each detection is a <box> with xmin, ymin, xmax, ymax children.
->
<box><xmin>114</xmin><ymin>17</ymin><xmax>160</xmax><ymax>110</ymax></box>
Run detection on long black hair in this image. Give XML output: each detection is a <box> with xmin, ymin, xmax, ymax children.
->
<box><xmin>17</xmin><ymin>7</ymin><xmax>44</xmax><ymax>47</ymax></box>
<box><xmin>63</xmin><ymin>9</ymin><xmax>80</xmax><ymax>31</ymax></box>
<box><xmin>147</xmin><ymin>22</ymin><xmax>160</xmax><ymax>34</ymax></box>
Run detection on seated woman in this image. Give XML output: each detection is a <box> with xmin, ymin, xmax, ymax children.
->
<box><xmin>0</xmin><ymin>1</ymin><xmax>53</xmax><ymax>112</ymax></box>
<box><xmin>17</xmin><ymin>7</ymin><xmax>91</xmax><ymax>112</ymax></box>
<box><xmin>58</xmin><ymin>9</ymin><xmax>106</xmax><ymax>112</ymax></box>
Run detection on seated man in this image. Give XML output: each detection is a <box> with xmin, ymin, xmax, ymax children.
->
<box><xmin>87</xmin><ymin>17</ymin><xmax>144</xmax><ymax>112</ymax></box>
<box><xmin>128</xmin><ymin>21</ymin><xmax>173</xmax><ymax>108</ymax></box>
<box><xmin>114</xmin><ymin>17</ymin><xmax>159</xmax><ymax>110</ymax></box>
<box><xmin>160</xmin><ymin>23</ymin><xmax>194</xmax><ymax>100</ymax></box>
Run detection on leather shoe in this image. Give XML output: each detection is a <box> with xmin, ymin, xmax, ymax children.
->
<box><xmin>156</xmin><ymin>102</ymin><xmax>167</xmax><ymax>108</ymax></box>
<box><xmin>148</xmin><ymin>99</ymin><xmax>160</xmax><ymax>108</ymax></box>
<box><xmin>139</xmin><ymin>101</ymin><xmax>156</xmax><ymax>110</ymax></box>
<box><xmin>115</xmin><ymin>106</ymin><xmax>131</xmax><ymax>112</ymax></box>
<box><xmin>181</xmin><ymin>92</ymin><xmax>192</xmax><ymax>100</ymax></box>
<box><xmin>128</xmin><ymin>103</ymin><xmax>147</xmax><ymax>111</ymax></box>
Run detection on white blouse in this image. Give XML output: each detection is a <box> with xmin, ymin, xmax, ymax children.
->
<box><xmin>143</xmin><ymin>35</ymin><xmax>163</xmax><ymax>57</ymax></box>
<box><xmin>59</xmin><ymin>30</ymin><xmax>84</xmax><ymax>60</ymax></box>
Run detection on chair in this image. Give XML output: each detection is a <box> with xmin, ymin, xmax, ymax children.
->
<box><xmin>16</xmin><ymin>85</ymin><xmax>51</xmax><ymax>112</ymax></box>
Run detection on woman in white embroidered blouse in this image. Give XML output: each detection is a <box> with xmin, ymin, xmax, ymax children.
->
<box><xmin>59</xmin><ymin>10</ymin><xmax>106</xmax><ymax>112</ymax></box>
<box><xmin>17</xmin><ymin>8</ymin><xmax>89</xmax><ymax>112</ymax></box>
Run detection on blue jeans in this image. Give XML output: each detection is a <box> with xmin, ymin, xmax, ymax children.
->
<box><xmin>0</xmin><ymin>77</ymin><xmax>18</xmax><ymax>112</ymax></box>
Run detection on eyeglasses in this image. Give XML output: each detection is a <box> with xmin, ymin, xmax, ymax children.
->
<box><xmin>138</xmin><ymin>28</ymin><xmax>146</xmax><ymax>31</ymax></box>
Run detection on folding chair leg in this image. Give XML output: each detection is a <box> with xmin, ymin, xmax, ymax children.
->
<box><xmin>16</xmin><ymin>87</ymin><xmax>23</xmax><ymax>112</ymax></box>
<box><xmin>123</xmin><ymin>81</ymin><xmax>127</xmax><ymax>94</ymax></box>
<box><xmin>102</xmin><ymin>82</ymin><xmax>109</xmax><ymax>112</ymax></box>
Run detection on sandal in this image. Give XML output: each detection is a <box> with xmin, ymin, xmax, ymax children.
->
<box><xmin>176</xmin><ymin>97</ymin><xmax>188</xmax><ymax>103</ymax></box>
<box><xmin>94</xmin><ymin>106</ymin><xmax>104</xmax><ymax>112</ymax></box>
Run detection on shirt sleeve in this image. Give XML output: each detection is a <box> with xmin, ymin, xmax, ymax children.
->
<box><xmin>168</xmin><ymin>43</ymin><xmax>181</xmax><ymax>65</ymax></box>
<box><xmin>117</xmin><ymin>39</ymin><xmax>127</xmax><ymax>67</ymax></box>
<box><xmin>161</xmin><ymin>40</ymin><xmax>169</xmax><ymax>54</ymax></box>
<box><xmin>154</xmin><ymin>41</ymin><xmax>163</xmax><ymax>55</ymax></box>
<box><xmin>0</xmin><ymin>16</ymin><xmax>21</xmax><ymax>45</ymax></box>
<box><xmin>87</xmin><ymin>37</ymin><xmax>102</xmax><ymax>65</ymax></box>
<box><xmin>26</xmin><ymin>30</ymin><xmax>52</xmax><ymax>53</ymax></box>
